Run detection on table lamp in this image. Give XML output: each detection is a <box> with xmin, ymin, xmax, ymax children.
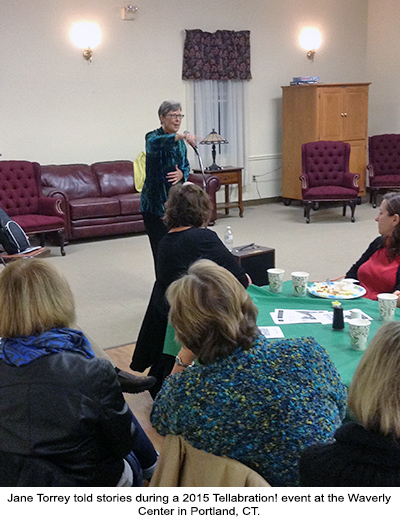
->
<box><xmin>200</xmin><ymin>129</ymin><xmax>228</xmax><ymax>170</ymax></box>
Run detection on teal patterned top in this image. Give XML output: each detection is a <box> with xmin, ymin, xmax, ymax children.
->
<box><xmin>140</xmin><ymin>127</ymin><xmax>190</xmax><ymax>216</ymax></box>
<box><xmin>151</xmin><ymin>334</ymin><xmax>347</xmax><ymax>487</ymax></box>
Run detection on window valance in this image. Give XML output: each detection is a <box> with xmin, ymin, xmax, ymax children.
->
<box><xmin>182</xmin><ymin>29</ymin><xmax>251</xmax><ymax>81</ymax></box>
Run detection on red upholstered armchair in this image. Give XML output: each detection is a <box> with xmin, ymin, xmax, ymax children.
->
<box><xmin>0</xmin><ymin>161</ymin><xmax>66</xmax><ymax>255</ymax></box>
<box><xmin>368</xmin><ymin>134</ymin><xmax>400</xmax><ymax>208</ymax></box>
<box><xmin>300</xmin><ymin>141</ymin><xmax>360</xmax><ymax>224</ymax></box>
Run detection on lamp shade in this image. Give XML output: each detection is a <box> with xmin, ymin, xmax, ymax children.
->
<box><xmin>299</xmin><ymin>28</ymin><xmax>321</xmax><ymax>51</ymax></box>
<box><xmin>200</xmin><ymin>129</ymin><xmax>228</xmax><ymax>170</ymax></box>
<box><xmin>200</xmin><ymin>129</ymin><xmax>228</xmax><ymax>145</ymax></box>
<box><xmin>70</xmin><ymin>22</ymin><xmax>101</xmax><ymax>50</ymax></box>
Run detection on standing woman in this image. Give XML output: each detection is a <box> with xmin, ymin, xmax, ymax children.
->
<box><xmin>346</xmin><ymin>192</ymin><xmax>400</xmax><ymax>302</ymax></box>
<box><xmin>141</xmin><ymin>100</ymin><xmax>196</xmax><ymax>269</ymax></box>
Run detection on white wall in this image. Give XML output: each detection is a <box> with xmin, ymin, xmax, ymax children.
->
<box><xmin>367</xmin><ymin>0</ymin><xmax>400</xmax><ymax>135</ymax></box>
<box><xmin>0</xmin><ymin>0</ymin><xmax>370</xmax><ymax>200</ymax></box>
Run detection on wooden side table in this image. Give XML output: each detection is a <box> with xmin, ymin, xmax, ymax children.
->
<box><xmin>231</xmin><ymin>245</ymin><xmax>275</xmax><ymax>286</ymax></box>
<box><xmin>193</xmin><ymin>166</ymin><xmax>244</xmax><ymax>217</ymax></box>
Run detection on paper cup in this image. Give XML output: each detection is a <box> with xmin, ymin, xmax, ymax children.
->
<box><xmin>349</xmin><ymin>318</ymin><xmax>371</xmax><ymax>351</ymax></box>
<box><xmin>350</xmin><ymin>309</ymin><xmax>362</xmax><ymax>320</ymax></box>
<box><xmin>377</xmin><ymin>293</ymin><xmax>398</xmax><ymax>322</ymax></box>
<box><xmin>291</xmin><ymin>271</ymin><xmax>309</xmax><ymax>297</ymax></box>
<box><xmin>267</xmin><ymin>268</ymin><xmax>285</xmax><ymax>293</ymax></box>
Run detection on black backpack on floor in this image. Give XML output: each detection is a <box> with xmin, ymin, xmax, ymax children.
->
<box><xmin>0</xmin><ymin>207</ymin><xmax>31</xmax><ymax>254</ymax></box>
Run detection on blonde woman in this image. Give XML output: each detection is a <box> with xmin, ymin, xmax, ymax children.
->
<box><xmin>300</xmin><ymin>321</ymin><xmax>400</xmax><ymax>486</ymax></box>
<box><xmin>150</xmin><ymin>259</ymin><xmax>347</xmax><ymax>487</ymax></box>
<box><xmin>0</xmin><ymin>259</ymin><xmax>157</xmax><ymax>486</ymax></box>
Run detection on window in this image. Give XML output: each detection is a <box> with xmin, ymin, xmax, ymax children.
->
<box><xmin>190</xmin><ymin>80</ymin><xmax>247</xmax><ymax>181</ymax></box>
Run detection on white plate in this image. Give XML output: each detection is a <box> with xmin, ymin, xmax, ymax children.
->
<box><xmin>308</xmin><ymin>281</ymin><xmax>366</xmax><ymax>300</ymax></box>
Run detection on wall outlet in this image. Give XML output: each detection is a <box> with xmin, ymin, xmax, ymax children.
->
<box><xmin>252</xmin><ymin>175</ymin><xmax>256</xmax><ymax>182</ymax></box>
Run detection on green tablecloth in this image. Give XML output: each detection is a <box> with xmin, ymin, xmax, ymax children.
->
<box><xmin>164</xmin><ymin>280</ymin><xmax>396</xmax><ymax>386</ymax></box>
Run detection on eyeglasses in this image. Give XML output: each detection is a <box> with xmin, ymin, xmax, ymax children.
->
<box><xmin>165</xmin><ymin>113</ymin><xmax>184</xmax><ymax>120</ymax></box>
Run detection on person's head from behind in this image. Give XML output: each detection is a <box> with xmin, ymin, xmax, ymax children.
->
<box><xmin>166</xmin><ymin>259</ymin><xmax>259</xmax><ymax>365</ymax></box>
<box><xmin>349</xmin><ymin>321</ymin><xmax>400</xmax><ymax>437</ymax></box>
<box><xmin>164</xmin><ymin>183</ymin><xmax>211</xmax><ymax>229</ymax></box>
<box><xmin>0</xmin><ymin>259</ymin><xmax>76</xmax><ymax>337</ymax></box>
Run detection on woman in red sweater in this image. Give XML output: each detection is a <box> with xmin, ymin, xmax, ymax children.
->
<box><xmin>346</xmin><ymin>192</ymin><xmax>400</xmax><ymax>302</ymax></box>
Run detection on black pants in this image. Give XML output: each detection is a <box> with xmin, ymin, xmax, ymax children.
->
<box><xmin>148</xmin><ymin>354</ymin><xmax>176</xmax><ymax>399</ymax></box>
<box><xmin>142</xmin><ymin>212</ymin><xmax>168</xmax><ymax>273</ymax></box>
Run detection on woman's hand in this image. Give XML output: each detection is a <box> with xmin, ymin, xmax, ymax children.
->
<box><xmin>394</xmin><ymin>290</ymin><xmax>400</xmax><ymax>307</ymax></box>
<box><xmin>171</xmin><ymin>348</ymin><xmax>195</xmax><ymax>375</ymax></box>
<box><xmin>176</xmin><ymin>132</ymin><xmax>196</xmax><ymax>148</ymax></box>
<box><xmin>167</xmin><ymin>165</ymin><xmax>184</xmax><ymax>185</ymax></box>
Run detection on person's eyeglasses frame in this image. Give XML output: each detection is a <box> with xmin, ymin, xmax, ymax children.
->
<box><xmin>165</xmin><ymin>113</ymin><xmax>184</xmax><ymax>120</ymax></box>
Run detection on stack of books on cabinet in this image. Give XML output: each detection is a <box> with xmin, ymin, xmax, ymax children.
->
<box><xmin>290</xmin><ymin>76</ymin><xmax>319</xmax><ymax>85</ymax></box>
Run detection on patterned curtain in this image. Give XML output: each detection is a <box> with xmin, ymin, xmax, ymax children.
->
<box><xmin>182</xmin><ymin>29</ymin><xmax>251</xmax><ymax>81</ymax></box>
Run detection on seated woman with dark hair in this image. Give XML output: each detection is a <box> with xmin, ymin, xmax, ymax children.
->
<box><xmin>300</xmin><ymin>321</ymin><xmax>400</xmax><ymax>487</ymax></box>
<box><xmin>0</xmin><ymin>259</ymin><xmax>157</xmax><ymax>487</ymax></box>
<box><xmin>130</xmin><ymin>183</ymin><xmax>250</xmax><ymax>397</ymax></box>
<box><xmin>346</xmin><ymin>192</ymin><xmax>400</xmax><ymax>303</ymax></box>
<box><xmin>150</xmin><ymin>259</ymin><xmax>347</xmax><ymax>487</ymax></box>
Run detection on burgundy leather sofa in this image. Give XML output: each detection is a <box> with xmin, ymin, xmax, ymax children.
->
<box><xmin>41</xmin><ymin>161</ymin><xmax>221</xmax><ymax>241</ymax></box>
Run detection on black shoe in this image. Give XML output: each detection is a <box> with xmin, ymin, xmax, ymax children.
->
<box><xmin>115</xmin><ymin>367</ymin><xmax>156</xmax><ymax>394</ymax></box>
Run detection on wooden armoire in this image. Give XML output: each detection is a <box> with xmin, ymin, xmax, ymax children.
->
<box><xmin>281</xmin><ymin>83</ymin><xmax>370</xmax><ymax>203</ymax></box>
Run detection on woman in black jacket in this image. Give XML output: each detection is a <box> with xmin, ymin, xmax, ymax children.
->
<box><xmin>0</xmin><ymin>259</ymin><xmax>157</xmax><ymax>486</ymax></box>
<box><xmin>130</xmin><ymin>183</ymin><xmax>250</xmax><ymax>397</ymax></box>
<box><xmin>300</xmin><ymin>321</ymin><xmax>400</xmax><ymax>487</ymax></box>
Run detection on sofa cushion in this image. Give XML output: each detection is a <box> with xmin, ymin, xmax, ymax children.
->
<box><xmin>369</xmin><ymin>174</ymin><xmax>400</xmax><ymax>187</ymax></box>
<box><xmin>113</xmin><ymin>193</ymin><xmax>141</xmax><ymax>215</ymax></box>
<box><xmin>13</xmin><ymin>214</ymin><xmax>65</xmax><ymax>232</ymax></box>
<box><xmin>69</xmin><ymin>197</ymin><xmax>120</xmax><ymax>220</ymax></box>
<box><xmin>92</xmin><ymin>161</ymin><xmax>136</xmax><ymax>197</ymax></box>
<box><xmin>302</xmin><ymin>185</ymin><xmax>359</xmax><ymax>200</ymax></box>
<box><xmin>41</xmin><ymin>164</ymin><xmax>101</xmax><ymax>199</ymax></box>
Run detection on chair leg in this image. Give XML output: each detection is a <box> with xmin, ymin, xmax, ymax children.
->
<box><xmin>305</xmin><ymin>202</ymin><xmax>312</xmax><ymax>223</ymax></box>
<box><xmin>342</xmin><ymin>202</ymin><xmax>347</xmax><ymax>217</ymax></box>
<box><xmin>372</xmin><ymin>190</ymin><xmax>378</xmax><ymax>208</ymax></box>
<box><xmin>349</xmin><ymin>200</ymin><xmax>356</xmax><ymax>222</ymax></box>
<box><xmin>57</xmin><ymin>230</ymin><xmax>66</xmax><ymax>256</ymax></box>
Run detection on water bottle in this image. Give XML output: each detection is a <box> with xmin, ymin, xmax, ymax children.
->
<box><xmin>224</xmin><ymin>226</ymin><xmax>233</xmax><ymax>251</ymax></box>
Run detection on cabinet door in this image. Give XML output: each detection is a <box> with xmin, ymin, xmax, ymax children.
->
<box><xmin>318</xmin><ymin>88</ymin><xmax>342</xmax><ymax>140</ymax></box>
<box><xmin>342</xmin><ymin>87</ymin><xmax>368</xmax><ymax>141</ymax></box>
<box><xmin>345</xmin><ymin>139</ymin><xmax>367</xmax><ymax>196</ymax></box>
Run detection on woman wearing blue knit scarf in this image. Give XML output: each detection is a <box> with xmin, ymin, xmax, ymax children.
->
<box><xmin>0</xmin><ymin>259</ymin><xmax>157</xmax><ymax>487</ymax></box>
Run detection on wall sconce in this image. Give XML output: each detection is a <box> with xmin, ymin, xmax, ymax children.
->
<box><xmin>122</xmin><ymin>5</ymin><xmax>139</xmax><ymax>21</ymax></box>
<box><xmin>299</xmin><ymin>27</ymin><xmax>322</xmax><ymax>62</ymax></box>
<box><xmin>70</xmin><ymin>22</ymin><xmax>101</xmax><ymax>62</ymax></box>
<box><xmin>200</xmin><ymin>129</ymin><xmax>229</xmax><ymax>171</ymax></box>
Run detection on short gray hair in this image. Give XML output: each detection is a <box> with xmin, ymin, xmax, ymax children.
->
<box><xmin>158</xmin><ymin>100</ymin><xmax>182</xmax><ymax>119</ymax></box>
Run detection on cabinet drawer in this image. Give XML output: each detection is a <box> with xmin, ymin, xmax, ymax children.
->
<box><xmin>217</xmin><ymin>172</ymin><xmax>239</xmax><ymax>184</ymax></box>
